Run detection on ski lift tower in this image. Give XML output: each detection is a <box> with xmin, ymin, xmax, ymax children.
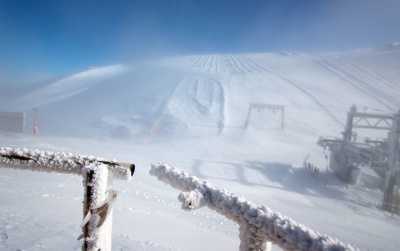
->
<box><xmin>319</xmin><ymin>105</ymin><xmax>400</xmax><ymax>213</ymax></box>
<box><xmin>33</xmin><ymin>108</ymin><xmax>38</xmax><ymax>136</ymax></box>
<box><xmin>244</xmin><ymin>103</ymin><xmax>285</xmax><ymax>130</ymax></box>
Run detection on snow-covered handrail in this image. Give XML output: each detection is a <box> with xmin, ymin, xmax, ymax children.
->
<box><xmin>0</xmin><ymin>147</ymin><xmax>134</xmax><ymax>180</ymax></box>
<box><xmin>0</xmin><ymin>147</ymin><xmax>135</xmax><ymax>251</ymax></box>
<box><xmin>150</xmin><ymin>163</ymin><xmax>357</xmax><ymax>251</ymax></box>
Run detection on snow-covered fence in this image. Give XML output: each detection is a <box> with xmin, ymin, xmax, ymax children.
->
<box><xmin>0</xmin><ymin>147</ymin><xmax>135</xmax><ymax>251</ymax></box>
<box><xmin>150</xmin><ymin>163</ymin><xmax>356</xmax><ymax>251</ymax></box>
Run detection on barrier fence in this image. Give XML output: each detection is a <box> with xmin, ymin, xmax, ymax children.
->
<box><xmin>150</xmin><ymin>163</ymin><xmax>356</xmax><ymax>251</ymax></box>
<box><xmin>0</xmin><ymin>147</ymin><xmax>357</xmax><ymax>251</ymax></box>
<box><xmin>0</xmin><ymin>147</ymin><xmax>135</xmax><ymax>251</ymax></box>
<box><xmin>0</xmin><ymin>111</ymin><xmax>25</xmax><ymax>133</ymax></box>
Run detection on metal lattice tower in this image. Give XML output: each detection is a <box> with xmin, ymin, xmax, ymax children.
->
<box><xmin>319</xmin><ymin>105</ymin><xmax>400</xmax><ymax>212</ymax></box>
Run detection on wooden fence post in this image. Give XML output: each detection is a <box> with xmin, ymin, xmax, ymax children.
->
<box><xmin>239</xmin><ymin>221</ymin><xmax>271</xmax><ymax>251</ymax></box>
<box><xmin>0</xmin><ymin>147</ymin><xmax>135</xmax><ymax>251</ymax></box>
<box><xmin>82</xmin><ymin>163</ymin><xmax>116</xmax><ymax>251</ymax></box>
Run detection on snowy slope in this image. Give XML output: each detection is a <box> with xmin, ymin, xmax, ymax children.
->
<box><xmin>2</xmin><ymin>45</ymin><xmax>400</xmax><ymax>139</ymax></box>
<box><xmin>1</xmin><ymin>46</ymin><xmax>400</xmax><ymax>250</ymax></box>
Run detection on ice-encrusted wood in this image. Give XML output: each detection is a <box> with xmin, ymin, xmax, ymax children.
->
<box><xmin>0</xmin><ymin>147</ymin><xmax>133</xmax><ymax>180</ymax></box>
<box><xmin>150</xmin><ymin>162</ymin><xmax>357</xmax><ymax>251</ymax></box>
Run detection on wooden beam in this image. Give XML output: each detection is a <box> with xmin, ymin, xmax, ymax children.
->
<box><xmin>0</xmin><ymin>147</ymin><xmax>134</xmax><ymax>180</ymax></box>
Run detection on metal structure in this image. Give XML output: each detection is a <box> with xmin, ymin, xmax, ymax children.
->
<box><xmin>318</xmin><ymin>105</ymin><xmax>400</xmax><ymax>212</ymax></box>
<box><xmin>0</xmin><ymin>111</ymin><xmax>25</xmax><ymax>133</ymax></box>
<box><xmin>33</xmin><ymin>108</ymin><xmax>38</xmax><ymax>136</ymax></box>
<box><xmin>244</xmin><ymin>103</ymin><xmax>284</xmax><ymax>129</ymax></box>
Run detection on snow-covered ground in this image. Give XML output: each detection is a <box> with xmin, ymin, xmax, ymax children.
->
<box><xmin>1</xmin><ymin>45</ymin><xmax>400</xmax><ymax>250</ymax></box>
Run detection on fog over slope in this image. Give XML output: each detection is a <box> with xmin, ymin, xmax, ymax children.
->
<box><xmin>2</xmin><ymin>44</ymin><xmax>400</xmax><ymax>139</ymax></box>
<box><xmin>1</xmin><ymin>45</ymin><xmax>400</xmax><ymax>251</ymax></box>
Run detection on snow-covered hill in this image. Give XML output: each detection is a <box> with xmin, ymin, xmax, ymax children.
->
<box><xmin>1</xmin><ymin>46</ymin><xmax>400</xmax><ymax>250</ymax></box>
<box><xmin>2</xmin><ymin>45</ymin><xmax>400</xmax><ymax>139</ymax></box>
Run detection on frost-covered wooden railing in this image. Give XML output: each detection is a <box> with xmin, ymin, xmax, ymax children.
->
<box><xmin>0</xmin><ymin>147</ymin><xmax>135</xmax><ymax>251</ymax></box>
<box><xmin>150</xmin><ymin>163</ymin><xmax>356</xmax><ymax>251</ymax></box>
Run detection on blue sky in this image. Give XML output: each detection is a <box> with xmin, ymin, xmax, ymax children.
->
<box><xmin>1</xmin><ymin>0</ymin><xmax>399</xmax><ymax>84</ymax></box>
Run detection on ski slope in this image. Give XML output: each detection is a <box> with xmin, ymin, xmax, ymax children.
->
<box><xmin>1</xmin><ymin>44</ymin><xmax>400</xmax><ymax>250</ymax></box>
